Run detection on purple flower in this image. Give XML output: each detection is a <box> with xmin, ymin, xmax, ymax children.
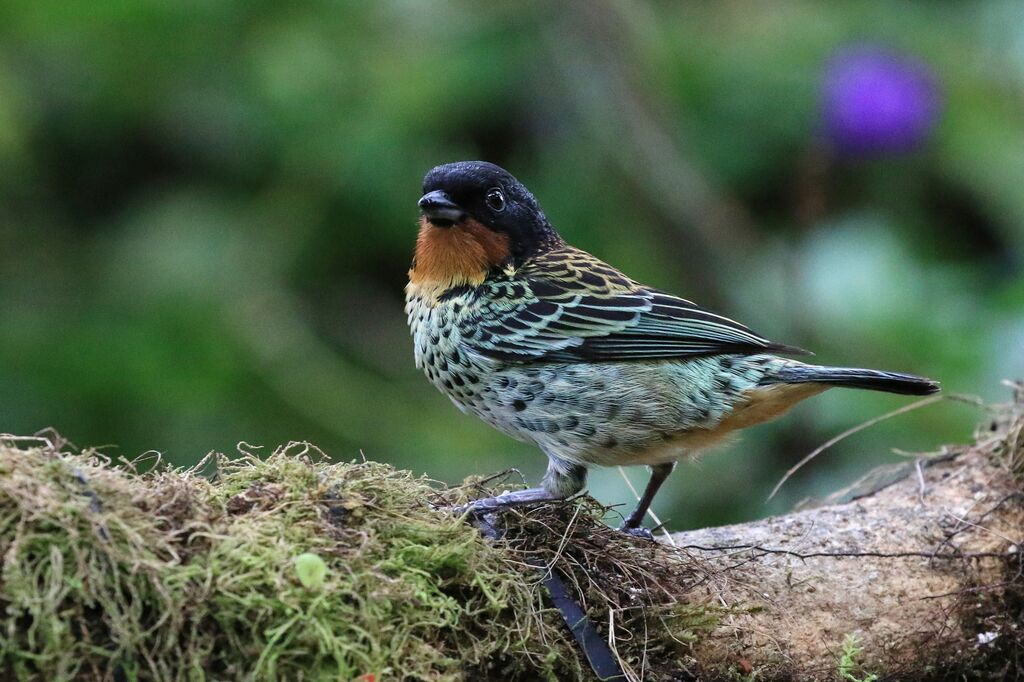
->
<box><xmin>820</xmin><ymin>46</ymin><xmax>942</xmax><ymax>156</ymax></box>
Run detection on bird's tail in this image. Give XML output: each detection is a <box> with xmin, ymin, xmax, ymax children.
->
<box><xmin>763</xmin><ymin>363</ymin><xmax>940</xmax><ymax>396</ymax></box>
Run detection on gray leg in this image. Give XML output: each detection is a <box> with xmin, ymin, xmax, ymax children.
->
<box><xmin>461</xmin><ymin>459</ymin><xmax>587</xmax><ymax>515</ymax></box>
<box><xmin>620</xmin><ymin>462</ymin><xmax>676</xmax><ymax>531</ymax></box>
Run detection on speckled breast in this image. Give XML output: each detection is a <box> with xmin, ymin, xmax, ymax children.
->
<box><xmin>405</xmin><ymin>288</ymin><xmax>500</xmax><ymax>416</ymax></box>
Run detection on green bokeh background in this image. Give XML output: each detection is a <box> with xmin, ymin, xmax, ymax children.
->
<box><xmin>2</xmin><ymin>1</ymin><xmax>1022</xmax><ymax>529</ymax></box>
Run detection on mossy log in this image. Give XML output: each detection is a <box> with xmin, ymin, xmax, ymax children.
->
<box><xmin>0</xmin><ymin>388</ymin><xmax>1021</xmax><ymax>681</ymax></box>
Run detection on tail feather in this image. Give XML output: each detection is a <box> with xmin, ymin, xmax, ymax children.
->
<box><xmin>764</xmin><ymin>364</ymin><xmax>940</xmax><ymax>396</ymax></box>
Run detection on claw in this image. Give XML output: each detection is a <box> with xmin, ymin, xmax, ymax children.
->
<box><xmin>451</xmin><ymin>494</ymin><xmax>506</xmax><ymax>518</ymax></box>
<box><xmin>446</xmin><ymin>499</ymin><xmax>506</xmax><ymax>540</ymax></box>
<box><xmin>617</xmin><ymin>524</ymin><xmax>656</xmax><ymax>541</ymax></box>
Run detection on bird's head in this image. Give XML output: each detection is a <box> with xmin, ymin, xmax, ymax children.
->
<box><xmin>419</xmin><ymin>161</ymin><xmax>559</xmax><ymax>258</ymax></box>
<box><xmin>409</xmin><ymin>161</ymin><xmax>560</xmax><ymax>291</ymax></box>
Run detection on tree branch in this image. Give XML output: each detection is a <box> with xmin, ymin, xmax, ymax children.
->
<box><xmin>669</xmin><ymin>403</ymin><xmax>1023</xmax><ymax>680</ymax></box>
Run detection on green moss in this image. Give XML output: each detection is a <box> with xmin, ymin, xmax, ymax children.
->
<box><xmin>0</xmin><ymin>441</ymin><xmax>574</xmax><ymax>680</ymax></box>
<box><xmin>0</xmin><ymin>438</ymin><xmax>717</xmax><ymax>681</ymax></box>
<box><xmin>666</xmin><ymin>603</ymin><xmax>724</xmax><ymax>644</ymax></box>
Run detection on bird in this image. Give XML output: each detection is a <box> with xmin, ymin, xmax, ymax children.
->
<box><xmin>404</xmin><ymin>160</ymin><xmax>939</xmax><ymax>535</ymax></box>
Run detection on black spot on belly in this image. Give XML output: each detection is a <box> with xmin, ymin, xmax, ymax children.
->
<box><xmin>513</xmin><ymin>400</ymin><xmax>527</xmax><ymax>412</ymax></box>
<box><xmin>603</xmin><ymin>436</ymin><xmax>619</xmax><ymax>449</ymax></box>
<box><xmin>563</xmin><ymin>416</ymin><xmax>579</xmax><ymax>429</ymax></box>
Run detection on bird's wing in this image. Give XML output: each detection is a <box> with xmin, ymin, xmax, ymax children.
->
<box><xmin>460</xmin><ymin>246</ymin><xmax>807</xmax><ymax>363</ymax></box>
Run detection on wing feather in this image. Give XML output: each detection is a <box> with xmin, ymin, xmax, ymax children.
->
<box><xmin>460</xmin><ymin>246</ymin><xmax>806</xmax><ymax>363</ymax></box>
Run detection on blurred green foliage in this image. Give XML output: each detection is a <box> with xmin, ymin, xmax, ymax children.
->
<box><xmin>1</xmin><ymin>1</ymin><xmax>1022</xmax><ymax>528</ymax></box>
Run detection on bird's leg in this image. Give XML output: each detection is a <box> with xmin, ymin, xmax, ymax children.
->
<box><xmin>459</xmin><ymin>460</ymin><xmax>586</xmax><ymax>515</ymax></box>
<box><xmin>619</xmin><ymin>462</ymin><xmax>676</xmax><ymax>536</ymax></box>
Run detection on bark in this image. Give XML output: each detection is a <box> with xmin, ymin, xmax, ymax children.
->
<box><xmin>670</xmin><ymin>399</ymin><xmax>1023</xmax><ymax>681</ymax></box>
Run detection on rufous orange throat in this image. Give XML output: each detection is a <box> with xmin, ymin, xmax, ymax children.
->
<box><xmin>408</xmin><ymin>216</ymin><xmax>511</xmax><ymax>295</ymax></box>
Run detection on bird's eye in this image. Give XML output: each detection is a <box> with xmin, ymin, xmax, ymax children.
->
<box><xmin>485</xmin><ymin>188</ymin><xmax>506</xmax><ymax>212</ymax></box>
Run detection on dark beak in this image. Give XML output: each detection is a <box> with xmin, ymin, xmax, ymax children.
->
<box><xmin>418</xmin><ymin>190</ymin><xmax>465</xmax><ymax>225</ymax></box>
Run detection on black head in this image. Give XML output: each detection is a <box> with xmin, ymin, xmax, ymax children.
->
<box><xmin>418</xmin><ymin>161</ymin><xmax>560</xmax><ymax>259</ymax></box>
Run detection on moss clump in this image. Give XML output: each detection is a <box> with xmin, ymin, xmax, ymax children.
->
<box><xmin>0</xmin><ymin>437</ymin><xmax>716</xmax><ymax>681</ymax></box>
<box><xmin>0</xmin><ymin>439</ymin><xmax>585</xmax><ymax>681</ymax></box>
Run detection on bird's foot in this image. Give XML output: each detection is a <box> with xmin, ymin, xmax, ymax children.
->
<box><xmin>450</xmin><ymin>494</ymin><xmax>512</xmax><ymax>518</ymax></box>
<box><xmin>453</xmin><ymin>487</ymin><xmax>562</xmax><ymax>517</ymax></box>
<box><xmin>449</xmin><ymin>487</ymin><xmax>565</xmax><ymax>539</ymax></box>
<box><xmin>616</xmin><ymin>524</ymin><xmax>656</xmax><ymax>541</ymax></box>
